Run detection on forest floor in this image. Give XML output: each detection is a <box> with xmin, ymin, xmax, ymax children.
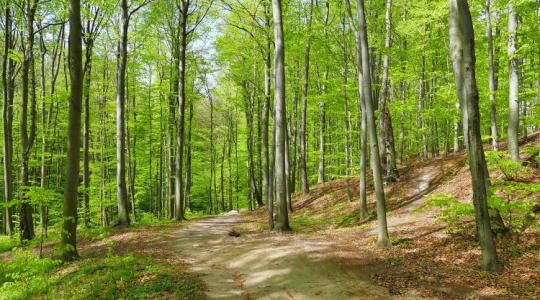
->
<box><xmin>2</xmin><ymin>140</ymin><xmax>539</xmax><ymax>299</ymax></box>
<box><xmin>234</xmin><ymin>138</ymin><xmax>540</xmax><ymax>299</ymax></box>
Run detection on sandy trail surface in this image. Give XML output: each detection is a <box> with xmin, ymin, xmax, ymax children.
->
<box><xmin>163</xmin><ymin>213</ymin><xmax>426</xmax><ymax>300</ymax></box>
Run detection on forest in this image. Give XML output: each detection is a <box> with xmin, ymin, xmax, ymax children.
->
<box><xmin>0</xmin><ymin>0</ymin><xmax>539</xmax><ymax>298</ymax></box>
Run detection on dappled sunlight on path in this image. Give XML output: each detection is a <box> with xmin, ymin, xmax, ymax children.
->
<box><xmin>164</xmin><ymin>214</ymin><xmax>425</xmax><ymax>299</ymax></box>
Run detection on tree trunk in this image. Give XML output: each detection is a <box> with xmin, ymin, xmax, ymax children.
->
<box><xmin>317</xmin><ymin>1</ymin><xmax>329</xmax><ymax>185</ymax></box>
<box><xmin>227</xmin><ymin>112</ymin><xmax>233</xmax><ymax>211</ymax></box>
<box><xmin>507</xmin><ymin>2</ymin><xmax>519</xmax><ymax>162</ymax></box>
<box><xmin>448</xmin><ymin>0</ymin><xmax>501</xmax><ymax>272</ymax></box>
<box><xmin>115</xmin><ymin>0</ymin><xmax>130</xmax><ymax>225</ymax></box>
<box><xmin>299</xmin><ymin>0</ymin><xmax>314</xmax><ymax>194</ymax></box>
<box><xmin>486</xmin><ymin>0</ymin><xmax>499</xmax><ymax>150</ymax></box>
<box><xmin>82</xmin><ymin>36</ymin><xmax>94</xmax><ymax>228</ymax></box>
<box><xmin>20</xmin><ymin>0</ymin><xmax>39</xmax><ymax>241</ymax></box>
<box><xmin>263</xmin><ymin>2</ymin><xmax>273</xmax><ymax>228</ymax></box>
<box><xmin>378</xmin><ymin>0</ymin><xmax>398</xmax><ymax>182</ymax></box>
<box><xmin>175</xmin><ymin>1</ymin><xmax>188</xmax><ymax>220</ymax></box>
<box><xmin>2</xmin><ymin>7</ymin><xmax>14</xmax><ymax>235</ymax></box>
<box><xmin>61</xmin><ymin>0</ymin><xmax>83</xmax><ymax>261</ymax></box>
<box><xmin>185</xmin><ymin>96</ymin><xmax>193</xmax><ymax>212</ymax></box>
<box><xmin>356</xmin><ymin>0</ymin><xmax>390</xmax><ymax>247</ymax></box>
<box><xmin>271</xmin><ymin>0</ymin><xmax>291</xmax><ymax>231</ymax></box>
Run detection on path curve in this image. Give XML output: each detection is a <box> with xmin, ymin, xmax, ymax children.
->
<box><xmin>165</xmin><ymin>214</ymin><xmax>425</xmax><ymax>300</ymax></box>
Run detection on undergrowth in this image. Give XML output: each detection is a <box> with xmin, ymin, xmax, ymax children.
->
<box><xmin>0</xmin><ymin>251</ymin><xmax>205</xmax><ymax>300</ymax></box>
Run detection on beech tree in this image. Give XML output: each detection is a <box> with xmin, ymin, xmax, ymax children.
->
<box><xmin>449</xmin><ymin>0</ymin><xmax>500</xmax><ymax>272</ymax></box>
<box><xmin>271</xmin><ymin>0</ymin><xmax>290</xmax><ymax>232</ymax></box>
<box><xmin>61</xmin><ymin>0</ymin><xmax>83</xmax><ymax>261</ymax></box>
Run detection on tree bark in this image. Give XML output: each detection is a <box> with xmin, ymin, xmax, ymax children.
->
<box><xmin>507</xmin><ymin>1</ymin><xmax>519</xmax><ymax>162</ymax></box>
<box><xmin>175</xmin><ymin>1</ymin><xmax>188</xmax><ymax>220</ymax></box>
<box><xmin>271</xmin><ymin>0</ymin><xmax>291</xmax><ymax>231</ymax></box>
<box><xmin>356</xmin><ymin>0</ymin><xmax>390</xmax><ymax>247</ymax></box>
<box><xmin>486</xmin><ymin>0</ymin><xmax>499</xmax><ymax>151</ymax></box>
<box><xmin>2</xmin><ymin>7</ymin><xmax>14</xmax><ymax>235</ymax></box>
<box><xmin>299</xmin><ymin>0</ymin><xmax>314</xmax><ymax>194</ymax></box>
<box><xmin>20</xmin><ymin>0</ymin><xmax>39</xmax><ymax>241</ymax></box>
<box><xmin>448</xmin><ymin>0</ymin><xmax>501</xmax><ymax>272</ymax></box>
<box><xmin>61</xmin><ymin>0</ymin><xmax>83</xmax><ymax>261</ymax></box>
<box><xmin>378</xmin><ymin>0</ymin><xmax>398</xmax><ymax>182</ymax></box>
<box><xmin>115</xmin><ymin>0</ymin><xmax>131</xmax><ymax>225</ymax></box>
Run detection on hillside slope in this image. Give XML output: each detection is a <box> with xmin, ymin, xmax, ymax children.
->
<box><xmin>241</xmin><ymin>138</ymin><xmax>540</xmax><ymax>299</ymax></box>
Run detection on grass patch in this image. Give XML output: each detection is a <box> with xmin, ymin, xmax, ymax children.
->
<box><xmin>338</xmin><ymin>211</ymin><xmax>361</xmax><ymax>227</ymax></box>
<box><xmin>390</xmin><ymin>236</ymin><xmax>412</xmax><ymax>246</ymax></box>
<box><xmin>0</xmin><ymin>235</ymin><xmax>19</xmax><ymax>253</ymax></box>
<box><xmin>0</xmin><ymin>251</ymin><xmax>205</xmax><ymax>300</ymax></box>
<box><xmin>290</xmin><ymin>215</ymin><xmax>327</xmax><ymax>231</ymax></box>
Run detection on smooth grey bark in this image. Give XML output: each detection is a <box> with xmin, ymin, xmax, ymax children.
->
<box><xmin>185</xmin><ymin>95</ymin><xmax>193</xmax><ymax>212</ymax></box>
<box><xmin>243</xmin><ymin>81</ymin><xmax>263</xmax><ymax>209</ymax></box>
<box><xmin>344</xmin><ymin>0</ymin><xmax>368</xmax><ymax>219</ymax></box>
<box><xmin>448</xmin><ymin>0</ymin><xmax>501</xmax><ymax>272</ymax></box>
<box><xmin>378</xmin><ymin>0</ymin><xmax>398</xmax><ymax>182</ymax></box>
<box><xmin>61</xmin><ymin>0</ymin><xmax>83</xmax><ymax>261</ymax></box>
<box><xmin>271</xmin><ymin>0</ymin><xmax>291</xmax><ymax>231</ymax></box>
<box><xmin>486</xmin><ymin>0</ymin><xmax>499</xmax><ymax>151</ymax></box>
<box><xmin>507</xmin><ymin>1</ymin><xmax>519</xmax><ymax>162</ymax></box>
<box><xmin>2</xmin><ymin>7</ymin><xmax>14</xmax><ymax>235</ymax></box>
<box><xmin>263</xmin><ymin>2</ymin><xmax>273</xmax><ymax>229</ymax></box>
<box><xmin>419</xmin><ymin>55</ymin><xmax>429</xmax><ymax>158</ymax></box>
<box><xmin>341</xmin><ymin>13</ymin><xmax>353</xmax><ymax>202</ymax></box>
<box><xmin>299</xmin><ymin>0</ymin><xmax>314</xmax><ymax>194</ymax></box>
<box><xmin>82</xmin><ymin>6</ymin><xmax>101</xmax><ymax>227</ymax></box>
<box><xmin>317</xmin><ymin>1</ymin><xmax>330</xmax><ymax>185</ymax></box>
<box><xmin>356</xmin><ymin>0</ymin><xmax>390</xmax><ymax>247</ymax></box>
<box><xmin>168</xmin><ymin>53</ymin><xmax>177</xmax><ymax>218</ymax></box>
<box><xmin>175</xmin><ymin>1</ymin><xmax>188</xmax><ymax>220</ymax></box>
<box><xmin>227</xmin><ymin>112</ymin><xmax>233</xmax><ymax>211</ymax></box>
<box><xmin>115</xmin><ymin>0</ymin><xmax>131</xmax><ymax>225</ymax></box>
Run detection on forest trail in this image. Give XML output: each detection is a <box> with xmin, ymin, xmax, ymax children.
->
<box><xmin>164</xmin><ymin>214</ymin><xmax>424</xmax><ymax>300</ymax></box>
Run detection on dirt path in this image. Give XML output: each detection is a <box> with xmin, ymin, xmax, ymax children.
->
<box><xmin>163</xmin><ymin>214</ymin><xmax>425</xmax><ymax>300</ymax></box>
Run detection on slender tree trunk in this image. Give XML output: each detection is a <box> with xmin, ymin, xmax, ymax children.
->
<box><xmin>449</xmin><ymin>0</ymin><xmax>501</xmax><ymax>271</ymax></box>
<box><xmin>2</xmin><ymin>7</ymin><xmax>14</xmax><ymax>235</ymax></box>
<box><xmin>38</xmin><ymin>29</ymin><xmax>49</xmax><ymax>237</ymax></box>
<box><xmin>507</xmin><ymin>2</ymin><xmax>519</xmax><ymax>162</ymax></box>
<box><xmin>341</xmin><ymin>13</ymin><xmax>353</xmax><ymax>202</ymax></box>
<box><xmin>356</xmin><ymin>0</ymin><xmax>390</xmax><ymax>247</ymax></box>
<box><xmin>263</xmin><ymin>3</ymin><xmax>273</xmax><ymax>228</ymax></box>
<box><xmin>20</xmin><ymin>0</ymin><xmax>39</xmax><ymax>241</ymax></box>
<box><xmin>486</xmin><ymin>0</ymin><xmax>499</xmax><ymax>150</ymax></box>
<box><xmin>185</xmin><ymin>96</ymin><xmax>193</xmax><ymax>212</ymax></box>
<box><xmin>175</xmin><ymin>2</ymin><xmax>188</xmax><ymax>220</ymax></box>
<box><xmin>61</xmin><ymin>0</ymin><xmax>83</xmax><ymax>261</ymax></box>
<box><xmin>299</xmin><ymin>0</ymin><xmax>314</xmax><ymax>194</ymax></box>
<box><xmin>317</xmin><ymin>1</ymin><xmax>329</xmax><ymax>185</ymax></box>
<box><xmin>82</xmin><ymin>37</ymin><xmax>94</xmax><ymax>228</ymax></box>
<box><xmin>379</xmin><ymin>0</ymin><xmax>398</xmax><ymax>182</ymax></box>
<box><xmin>115</xmin><ymin>0</ymin><xmax>130</xmax><ymax>225</ymax></box>
<box><xmin>271</xmin><ymin>0</ymin><xmax>291</xmax><ymax>231</ymax></box>
<box><xmin>228</xmin><ymin>112</ymin><xmax>233</xmax><ymax>211</ymax></box>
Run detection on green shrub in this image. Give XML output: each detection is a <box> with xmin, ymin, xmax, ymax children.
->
<box><xmin>416</xmin><ymin>193</ymin><xmax>474</xmax><ymax>233</ymax></box>
<box><xmin>0</xmin><ymin>253</ymin><xmax>205</xmax><ymax>300</ymax></box>
<box><xmin>485</xmin><ymin>151</ymin><xmax>531</xmax><ymax>180</ymax></box>
<box><xmin>0</xmin><ymin>249</ymin><xmax>61</xmax><ymax>300</ymax></box>
<box><xmin>489</xmin><ymin>181</ymin><xmax>540</xmax><ymax>233</ymax></box>
<box><xmin>0</xmin><ymin>236</ymin><xmax>19</xmax><ymax>253</ymax></box>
